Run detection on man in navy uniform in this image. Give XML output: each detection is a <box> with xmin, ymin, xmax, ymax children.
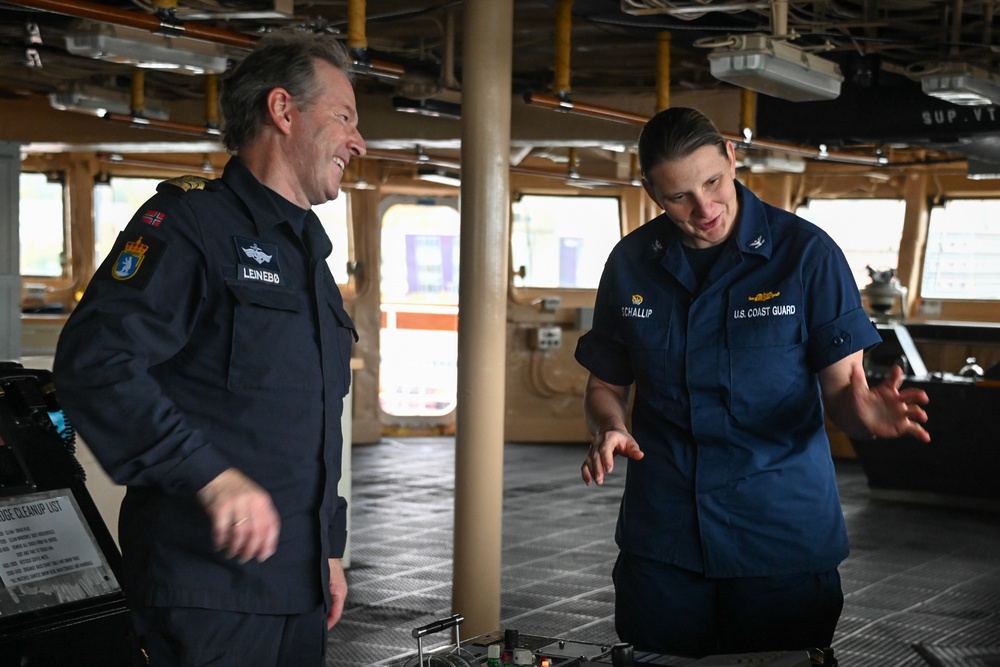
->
<box><xmin>575</xmin><ymin>107</ymin><xmax>930</xmax><ymax>657</ymax></box>
<box><xmin>53</xmin><ymin>29</ymin><xmax>365</xmax><ymax>667</ymax></box>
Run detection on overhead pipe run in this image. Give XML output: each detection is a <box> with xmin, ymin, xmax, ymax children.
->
<box><xmin>102</xmin><ymin>112</ymin><xmax>222</xmax><ymax>138</ymax></box>
<box><xmin>10</xmin><ymin>0</ymin><xmax>257</xmax><ymax>49</ymax></box>
<box><xmin>8</xmin><ymin>0</ymin><xmax>403</xmax><ymax>79</ymax></box>
<box><xmin>522</xmin><ymin>93</ymin><xmax>886</xmax><ymax>166</ymax></box>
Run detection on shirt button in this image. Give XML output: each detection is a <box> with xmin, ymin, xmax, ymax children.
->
<box><xmin>832</xmin><ymin>335</ymin><xmax>844</xmax><ymax>346</ymax></box>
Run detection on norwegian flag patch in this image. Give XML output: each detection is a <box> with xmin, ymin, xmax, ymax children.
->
<box><xmin>141</xmin><ymin>209</ymin><xmax>165</xmax><ymax>227</ymax></box>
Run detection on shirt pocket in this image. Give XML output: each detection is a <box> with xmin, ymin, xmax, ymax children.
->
<box><xmin>726</xmin><ymin>296</ymin><xmax>807</xmax><ymax>423</ymax></box>
<box><xmin>324</xmin><ymin>296</ymin><xmax>357</xmax><ymax>398</ymax></box>
<box><xmin>620</xmin><ymin>310</ymin><xmax>688</xmax><ymax>423</ymax></box>
<box><xmin>225</xmin><ymin>280</ymin><xmax>318</xmax><ymax>393</ymax></box>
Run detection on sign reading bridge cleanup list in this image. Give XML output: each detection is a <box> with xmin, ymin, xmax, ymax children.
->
<box><xmin>0</xmin><ymin>489</ymin><xmax>119</xmax><ymax>617</ymax></box>
<box><xmin>0</xmin><ymin>490</ymin><xmax>105</xmax><ymax>588</ymax></box>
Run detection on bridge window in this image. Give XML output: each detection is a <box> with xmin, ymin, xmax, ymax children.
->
<box><xmin>511</xmin><ymin>194</ymin><xmax>622</xmax><ymax>289</ymax></box>
<box><xmin>313</xmin><ymin>195</ymin><xmax>352</xmax><ymax>285</ymax></box>
<box><xmin>795</xmin><ymin>199</ymin><xmax>905</xmax><ymax>290</ymax></box>
<box><xmin>379</xmin><ymin>197</ymin><xmax>459</xmax><ymax>419</ymax></box>
<box><xmin>923</xmin><ymin>199</ymin><xmax>1000</xmax><ymax>300</ymax></box>
<box><xmin>19</xmin><ymin>173</ymin><xmax>65</xmax><ymax>277</ymax></box>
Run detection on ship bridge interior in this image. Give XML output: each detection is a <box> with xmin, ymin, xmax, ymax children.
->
<box><xmin>6</xmin><ymin>1</ymin><xmax>1000</xmax><ymax>171</ymax></box>
<box><xmin>1</xmin><ymin>2</ymin><xmax>1000</xmax><ymax>667</ymax></box>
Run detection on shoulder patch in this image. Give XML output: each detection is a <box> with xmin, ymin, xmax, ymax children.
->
<box><xmin>157</xmin><ymin>175</ymin><xmax>209</xmax><ymax>194</ymax></box>
<box><xmin>108</xmin><ymin>234</ymin><xmax>166</xmax><ymax>290</ymax></box>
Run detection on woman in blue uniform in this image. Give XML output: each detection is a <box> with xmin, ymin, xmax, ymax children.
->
<box><xmin>53</xmin><ymin>30</ymin><xmax>365</xmax><ymax>667</ymax></box>
<box><xmin>575</xmin><ymin>107</ymin><xmax>930</xmax><ymax>657</ymax></box>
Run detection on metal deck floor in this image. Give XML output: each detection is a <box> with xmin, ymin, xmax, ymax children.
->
<box><xmin>326</xmin><ymin>438</ymin><xmax>1000</xmax><ymax>667</ymax></box>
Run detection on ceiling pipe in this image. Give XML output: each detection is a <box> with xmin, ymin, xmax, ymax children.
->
<box><xmin>740</xmin><ymin>88</ymin><xmax>756</xmax><ymax>139</ymax></box>
<box><xmin>7</xmin><ymin>0</ymin><xmax>404</xmax><ymax>79</ymax></box>
<box><xmin>553</xmin><ymin>0</ymin><xmax>574</xmax><ymax>98</ymax></box>
<box><xmin>442</xmin><ymin>8</ymin><xmax>460</xmax><ymax>90</ymax></box>
<box><xmin>346</xmin><ymin>0</ymin><xmax>367</xmax><ymax>51</ymax></box>
<box><xmin>130</xmin><ymin>70</ymin><xmax>145</xmax><ymax>117</ymax></box>
<box><xmin>949</xmin><ymin>0</ymin><xmax>963</xmax><ymax>56</ymax></box>
<box><xmin>523</xmin><ymin>92</ymin><xmax>884</xmax><ymax>166</ymax></box>
<box><xmin>103</xmin><ymin>112</ymin><xmax>222</xmax><ymax>138</ymax></box>
<box><xmin>771</xmin><ymin>0</ymin><xmax>789</xmax><ymax>39</ymax></box>
<box><xmin>205</xmin><ymin>73</ymin><xmax>219</xmax><ymax>129</ymax></box>
<box><xmin>9</xmin><ymin>0</ymin><xmax>257</xmax><ymax>49</ymax></box>
<box><xmin>524</xmin><ymin>92</ymin><xmax>650</xmax><ymax>124</ymax></box>
<box><xmin>656</xmin><ymin>31</ymin><xmax>671</xmax><ymax>112</ymax></box>
<box><xmin>343</xmin><ymin>0</ymin><xmax>405</xmax><ymax>79</ymax></box>
<box><xmin>365</xmin><ymin>148</ymin><xmax>634</xmax><ymax>187</ymax></box>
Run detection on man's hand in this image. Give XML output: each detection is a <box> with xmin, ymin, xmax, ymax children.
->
<box><xmin>196</xmin><ymin>468</ymin><xmax>281</xmax><ymax>563</ymax></box>
<box><xmin>326</xmin><ymin>558</ymin><xmax>347</xmax><ymax>629</ymax></box>
<box><xmin>581</xmin><ymin>428</ymin><xmax>644</xmax><ymax>486</ymax></box>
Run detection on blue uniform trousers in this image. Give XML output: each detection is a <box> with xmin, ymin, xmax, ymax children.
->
<box><xmin>613</xmin><ymin>552</ymin><xmax>843</xmax><ymax>657</ymax></box>
<box><xmin>132</xmin><ymin>605</ymin><xmax>327</xmax><ymax>667</ymax></box>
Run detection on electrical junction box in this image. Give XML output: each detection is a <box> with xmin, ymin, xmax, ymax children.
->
<box><xmin>529</xmin><ymin>326</ymin><xmax>562</xmax><ymax>350</ymax></box>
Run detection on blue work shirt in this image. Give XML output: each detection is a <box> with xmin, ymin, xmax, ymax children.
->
<box><xmin>575</xmin><ymin>182</ymin><xmax>880</xmax><ymax>578</ymax></box>
<box><xmin>53</xmin><ymin>157</ymin><xmax>355</xmax><ymax>614</ymax></box>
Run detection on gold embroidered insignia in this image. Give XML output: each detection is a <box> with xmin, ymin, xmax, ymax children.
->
<box><xmin>163</xmin><ymin>175</ymin><xmax>208</xmax><ymax>191</ymax></box>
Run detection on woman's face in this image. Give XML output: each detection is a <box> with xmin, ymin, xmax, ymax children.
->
<box><xmin>642</xmin><ymin>141</ymin><xmax>739</xmax><ymax>249</ymax></box>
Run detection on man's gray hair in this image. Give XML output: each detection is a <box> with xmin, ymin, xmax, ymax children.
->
<box><xmin>220</xmin><ymin>29</ymin><xmax>354</xmax><ymax>153</ymax></box>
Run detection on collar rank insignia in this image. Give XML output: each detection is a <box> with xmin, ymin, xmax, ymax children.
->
<box><xmin>234</xmin><ymin>237</ymin><xmax>281</xmax><ymax>285</ymax></box>
<box><xmin>111</xmin><ymin>234</ymin><xmax>164</xmax><ymax>289</ymax></box>
<box><xmin>748</xmin><ymin>235</ymin><xmax>766</xmax><ymax>250</ymax></box>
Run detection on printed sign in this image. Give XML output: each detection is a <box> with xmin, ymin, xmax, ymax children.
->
<box><xmin>0</xmin><ymin>489</ymin><xmax>119</xmax><ymax>617</ymax></box>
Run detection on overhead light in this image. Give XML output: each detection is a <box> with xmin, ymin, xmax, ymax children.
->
<box><xmin>416</xmin><ymin>168</ymin><xmax>461</xmax><ymax>187</ymax></box>
<box><xmin>707</xmin><ymin>34</ymin><xmax>843</xmax><ymax>101</ymax></box>
<box><xmin>921</xmin><ymin>62</ymin><xmax>1000</xmax><ymax>106</ymax></box>
<box><xmin>393</xmin><ymin>96</ymin><xmax>462</xmax><ymax>120</ymax></box>
<box><xmin>742</xmin><ymin>154</ymin><xmax>807</xmax><ymax>173</ymax></box>
<box><xmin>176</xmin><ymin>0</ymin><xmax>294</xmax><ymax>20</ymax></box>
<box><xmin>64</xmin><ymin>22</ymin><xmax>229</xmax><ymax>76</ymax></box>
<box><xmin>49</xmin><ymin>83</ymin><xmax>169</xmax><ymax>120</ymax></box>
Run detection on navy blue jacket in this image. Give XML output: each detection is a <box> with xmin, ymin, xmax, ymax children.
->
<box><xmin>576</xmin><ymin>182</ymin><xmax>880</xmax><ymax>578</ymax></box>
<box><xmin>53</xmin><ymin>157</ymin><xmax>355</xmax><ymax>614</ymax></box>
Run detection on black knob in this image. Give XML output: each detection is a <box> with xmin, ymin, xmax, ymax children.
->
<box><xmin>611</xmin><ymin>643</ymin><xmax>635</xmax><ymax>667</ymax></box>
<box><xmin>504</xmin><ymin>629</ymin><xmax>519</xmax><ymax>651</ymax></box>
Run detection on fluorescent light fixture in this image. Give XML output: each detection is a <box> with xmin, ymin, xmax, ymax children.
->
<box><xmin>742</xmin><ymin>154</ymin><xmax>807</xmax><ymax>173</ymax></box>
<box><xmin>176</xmin><ymin>0</ymin><xmax>294</xmax><ymax>20</ymax></box>
<box><xmin>49</xmin><ymin>83</ymin><xmax>169</xmax><ymax>120</ymax></box>
<box><xmin>921</xmin><ymin>62</ymin><xmax>1000</xmax><ymax>106</ymax></box>
<box><xmin>64</xmin><ymin>22</ymin><xmax>229</xmax><ymax>76</ymax></box>
<box><xmin>707</xmin><ymin>34</ymin><xmax>843</xmax><ymax>101</ymax></box>
<box><xmin>416</xmin><ymin>168</ymin><xmax>461</xmax><ymax>186</ymax></box>
<box><xmin>393</xmin><ymin>96</ymin><xmax>462</xmax><ymax>120</ymax></box>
